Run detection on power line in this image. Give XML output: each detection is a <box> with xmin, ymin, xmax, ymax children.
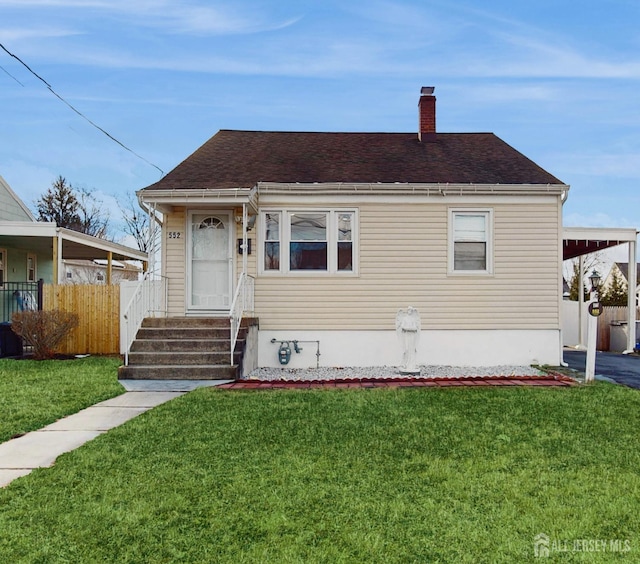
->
<box><xmin>0</xmin><ymin>63</ymin><xmax>24</xmax><ymax>86</ymax></box>
<box><xmin>0</xmin><ymin>42</ymin><xmax>164</xmax><ymax>177</ymax></box>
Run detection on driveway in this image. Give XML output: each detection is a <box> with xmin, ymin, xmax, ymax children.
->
<box><xmin>563</xmin><ymin>350</ymin><xmax>640</xmax><ymax>389</ymax></box>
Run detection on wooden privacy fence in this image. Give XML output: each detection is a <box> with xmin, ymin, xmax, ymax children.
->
<box><xmin>43</xmin><ymin>284</ymin><xmax>120</xmax><ymax>355</ymax></box>
<box><xmin>597</xmin><ymin>306</ymin><xmax>640</xmax><ymax>352</ymax></box>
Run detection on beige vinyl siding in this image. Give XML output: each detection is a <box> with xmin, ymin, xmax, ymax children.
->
<box><xmin>255</xmin><ymin>200</ymin><xmax>560</xmax><ymax>331</ymax></box>
<box><xmin>164</xmin><ymin>207</ymin><xmax>186</xmax><ymax>316</ymax></box>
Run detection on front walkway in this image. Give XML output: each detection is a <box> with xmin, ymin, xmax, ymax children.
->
<box><xmin>0</xmin><ymin>379</ymin><xmax>236</xmax><ymax>489</ymax></box>
<box><xmin>0</xmin><ymin>392</ymin><xmax>183</xmax><ymax>488</ymax></box>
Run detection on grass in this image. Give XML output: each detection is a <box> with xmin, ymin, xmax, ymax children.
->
<box><xmin>1</xmin><ymin>383</ymin><xmax>640</xmax><ymax>562</ymax></box>
<box><xmin>0</xmin><ymin>356</ymin><xmax>124</xmax><ymax>443</ymax></box>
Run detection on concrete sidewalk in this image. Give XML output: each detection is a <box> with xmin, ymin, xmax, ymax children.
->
<box><xmin>0</xmin><ymin>379</ymin><xmax>233</xmax><ymax>488</ymax></box>
<box><xmin>0</xmin><ymin>391</ymin><xmax>183</xmax><ymax>487</ymax></box>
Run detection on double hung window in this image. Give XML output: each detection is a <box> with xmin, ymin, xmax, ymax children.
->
<box><xmin>450</xmin><ymin>210</ymin><xmax>492</xmax><ymax>274</ymax></box>
<box><xmin>261</xmin><ymin>210</ymin><xmax>356</xmax><ymax>274</ymax></box>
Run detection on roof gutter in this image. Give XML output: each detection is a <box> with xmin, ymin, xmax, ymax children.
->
<box><xmin>139</xmin><ymin>186</ymin><xmax>257</xmax><ymax>207</ymax></box>
<box><xmin>136</xmin><ymin>190</ymin><xmax>163</xmax><ymax>227</ymax></box>
<box><xmin>257</xmin><ymin>182</ymin><xmax>569</xmax><ymax>197</ymax></box>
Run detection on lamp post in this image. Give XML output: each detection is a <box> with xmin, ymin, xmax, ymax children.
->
<box><xmin>585</xmin><ymin>269</ymin><xmax>602</xmax><ymax>383</ymax></box>
<box><xmin>589</xmin><ymin>270</ymin><xmax>601</xmax><ymax>297</ymax></box>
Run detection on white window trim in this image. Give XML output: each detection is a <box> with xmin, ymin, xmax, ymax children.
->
<box><xmin>27</xmin><ymin>252</ymin><xmax>37</xmax><ymax>282</ymax></box>
<box><xmin>259</xmin><ymin>209</ymin><xmax>358</xmax><ymax>275</ymax></box>
<box><xmin>448</xmin><ymin>208</ymin><xmax>493</xmax><ymax>275</ymax></box>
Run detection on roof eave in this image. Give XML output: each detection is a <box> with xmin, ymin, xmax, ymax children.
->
<box><xmin>257</xmin><ymin>182</ymin><xmax>569</xmax><ymax>196</ymax></box>
<box><xmin>139</xmin><ymin>187</ymin><xmax>258</xmax><ymax>212</ymax></box>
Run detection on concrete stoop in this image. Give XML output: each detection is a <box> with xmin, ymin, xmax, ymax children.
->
<box><xmin>118</xmin><ymin>317</ymin><xmax>257</xmax><ymax>381</ymax></box>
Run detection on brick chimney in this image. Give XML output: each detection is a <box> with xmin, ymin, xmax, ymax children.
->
<box><xmin>418</xmin><ymin>86</ymin><xmax>436</xmax><ymax>142</ymax></box>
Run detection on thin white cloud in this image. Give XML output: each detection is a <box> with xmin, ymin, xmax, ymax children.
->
<box><xmin>454</xmin><ymin>83</ymin><xmax>559</xmax><ymax>103</ymax></box>
<box><xmin>0</xmin><ymin>27</ymin><xmax>81</xmax><ymax>41</ymax></box>
<box><xmin>563</xmin><ymin>211</ymin><xmax>638</xmax><ymax>230</ymax></box>
<box><xmin>4</xmin><ymin>0</ymin><xmax>639</xmax><ymax>80</ymax></box>
<box><xmin>0</xmin><ymin>0</ymin><xmax>302</xmax><ymax>36</ymax></box>
<box><xmin>557</xmin><ymin>153</ymin><xmax>640</xmax><ymax>180</ymax></box>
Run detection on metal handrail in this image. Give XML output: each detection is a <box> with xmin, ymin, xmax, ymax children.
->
<box><xmin>229</xmin><ymin>273</ymin><xmax>255</xmax><ymax>365</ymax></box>
<box><xmin>122</xmin><ymin>273</ymin><xmax>167</xmax><ymax>365</ymax></box>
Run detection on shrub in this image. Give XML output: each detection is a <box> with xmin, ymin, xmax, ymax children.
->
<box><xmin>11</xmin><ymin>310</ymin><xmax>79</xmax><ymax>360</ymax></box>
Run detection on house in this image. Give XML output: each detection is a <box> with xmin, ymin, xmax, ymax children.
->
<box><xmin>0</xmin><ymin>174</ymin><xmax>147</xmax><ymax>326</ymax></box>
<box><xmin>62</xmin><ymin>259</ymin><xmax>141</xmax><ymax>285</ymax></box>
<box><xmin>132</xmin><ymin>86</ymin><xmax>572</xmax><ymax>373</ymax></box>
<box><xmin>603</xmin><ymin>262</ymin><xmax>640</xmax><ymax>306</ymax></box>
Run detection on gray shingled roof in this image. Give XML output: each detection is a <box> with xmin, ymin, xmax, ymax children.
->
<box><xmin>142</xmin><ymin>130</ymin><xmax>564</xmax><ymax>191</ymax></box>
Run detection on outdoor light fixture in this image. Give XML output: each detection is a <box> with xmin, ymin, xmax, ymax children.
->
<box><xmin>589</xmin><ymin>269</ymin><xmax>601</xmax><ymax>292</ymax></box>
<box><xmin>234</xmin><ymin>211</ymin><xmax>256</xmax><ymax>231</ymax></box>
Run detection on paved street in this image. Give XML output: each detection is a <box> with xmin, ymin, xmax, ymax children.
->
<box><xmin>563</xmin><ymin>350</ymin><xmax>640</xmax><ymax>389</ymax></box>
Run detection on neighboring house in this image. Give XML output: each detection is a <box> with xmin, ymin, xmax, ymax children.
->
<box><xmin>0</xmin><ymin>175</ymin><xmax>147</xmax><ymax>326</ymax></box>
<box><xmin>62</xmin><ymin>259</ymin><xmax>141</xmax><ymax>284</ymax></box>
<box><xmin>138</xmin><ymin>87</ymin><xmax>570</xmax><ymax>368</ymax></box>
<box><xmin>604</xmin><ymin>262</ymin><xmax>640</xmax><ymax>306</ymax></box>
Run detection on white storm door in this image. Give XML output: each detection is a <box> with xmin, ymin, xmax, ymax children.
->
<box><xmin>189</xmin><ymin>213</ymin><xmax>232</xmax><ymax>311</ymax></box>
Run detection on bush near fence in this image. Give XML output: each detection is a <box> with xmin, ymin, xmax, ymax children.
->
<box><xmin>43</xmin><ymin>284</ymin><xmax>120</xmax><ymax>355</ymax></box>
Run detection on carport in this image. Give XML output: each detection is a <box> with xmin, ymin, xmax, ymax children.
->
<box><xmin>563</xmin><ymin>226</ymin><xmax>638</xmax><ymax>353</ymax></box>
<box><xmin>0</xmin><ymin>221</ymin><xmax>148</xmax><ymax>284</ymax></box>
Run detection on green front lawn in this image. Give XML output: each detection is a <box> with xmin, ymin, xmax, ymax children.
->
<box><xmin>0</xmin><ymin>356</ymin><xmax>124</xmax><ymax>443</ymax></box>
<box><xmin>1</xmin><ymin>383</ymin><xmax>639</xmax><ymax>562</ymax></box>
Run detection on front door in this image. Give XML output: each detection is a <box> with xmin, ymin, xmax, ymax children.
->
<box><xmin>188</xmin><ymin>212</ymin><xmax>232</xmax><ymax>312</ymax></box>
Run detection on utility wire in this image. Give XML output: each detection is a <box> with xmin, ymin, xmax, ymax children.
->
<box><xmin>0</xmin><ymin>42</ymin><xmax>164</xmax><ymax>177</ymax></box>
<box><xmin>0</xmin><ymin>63</ymin><xmax>24</xmax><ymax>86</ymax></box>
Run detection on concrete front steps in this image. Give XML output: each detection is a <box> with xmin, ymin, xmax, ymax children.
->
<box><xmin>118</xmin><ymin>317</ymin><xmax>257</xmax><ymax>381</ymax></box>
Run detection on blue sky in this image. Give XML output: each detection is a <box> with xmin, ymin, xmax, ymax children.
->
<box><xmin>1</xmin><ymin>0</ymin><xmax>639</xmax><ymax>255</ymax></box>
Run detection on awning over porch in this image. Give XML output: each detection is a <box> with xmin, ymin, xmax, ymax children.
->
<box><xmin>563</xmin><ymin>226</ymin><xmax>638</xmax><ymax>261</ymax></box>
<box><xmin>0</xmin><ymin>221</ymin><xmax>147</xmax><ymax>284</ymax></box>
<box><xmin>563</xmin><ymin>226</ymin><xmax>638</xmax><ymax>353</ymax></box>
<box><xmin>137</xmin><ymin>187</ymin><xmax>258</xmax><ymax>215</ymax></box>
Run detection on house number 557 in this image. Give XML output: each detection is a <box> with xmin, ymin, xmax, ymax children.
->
<box><xmin>168</xmin><ymin>231</ymin><xmax>182</xmax><ymax>239</ymax></box>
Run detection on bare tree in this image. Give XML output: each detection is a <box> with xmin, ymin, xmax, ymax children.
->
<box><xmin>118</xmin><ymin>193</ymin><xmax>150</xmax><ymax>252</ymax></box>
<box><xmin>76</xmin><ymin>186</ymin><xmax>109</xmax><ymax>239</ymax></box>
<box><xmin>564</xmin><ymin>253</ymin><xmax>603</xmax><ymax>301</ymax></box>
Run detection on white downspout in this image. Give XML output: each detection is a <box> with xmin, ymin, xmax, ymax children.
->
<box><xmin>242</xmin><ymin>203</ymin><xmax>248</xmax><ymax>277</ymax></box>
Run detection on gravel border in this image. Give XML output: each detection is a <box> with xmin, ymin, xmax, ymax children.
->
<box><xmin>244</xmin><ymin>365</ymin><xmax>545</xmax><ymax>382</ymax></box>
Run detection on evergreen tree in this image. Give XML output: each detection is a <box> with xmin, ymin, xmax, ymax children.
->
<box><xmin>565</xmin><ymin>255</ymin><xmax>605</xmax><ymax>301</ymax></box>
<box><xmin>35</xmin><ymin>176</ymin><xmax>109</xmax><ymax>238</ymax></box>
<box><xmin>568</xmin><ymin>260</ymin><xmax>589</xmax><ymax>301</ymax></box>
<box><xmin>36</xmin><ymin>176</ymin><xmax>81</xmax><ymax>229</ymax></box>
<box><xmin>601</xmin><ymin>268</ymin><xmax>628</xmax><ymax>306</ymax></box>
